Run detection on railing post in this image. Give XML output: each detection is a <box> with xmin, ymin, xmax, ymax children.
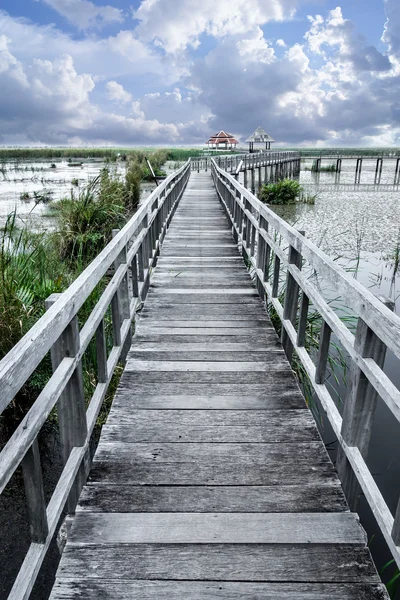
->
<box><xmin>45</xmin><ymin>293</ymin><xmax>88</xmax><ymax>514</ymax></box>
<box><xmin>337</xmin><ymin>295</ymin><xmax>395</xmax><ymax>510</ymax></box>
<box><xmin>21</xmin><ymin>439</ymin><xmax>49</xmax><ymax>543</ymax></box>
<box><xmin>281</xmin><ymin>232</ymin><xmax>305</xmax><ymax>363</ymax></box>
<box><xmin>112</xmin><ymin>230</ymin><xmax>132</xmax><ymax>362</ymax></box>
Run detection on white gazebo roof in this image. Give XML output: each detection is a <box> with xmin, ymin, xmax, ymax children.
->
<box><xmin>246</xmin><ymin>126</ymin><xmax>275</xmax><ymax>143</ymax></box>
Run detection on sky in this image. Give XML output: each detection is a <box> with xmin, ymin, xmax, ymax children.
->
<box><xmin>0</xmin><ymin>0</ymin><xmax>399</xmax><ymax>146</ymax></box>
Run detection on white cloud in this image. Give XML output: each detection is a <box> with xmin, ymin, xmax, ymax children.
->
<box><xmin>276</xmin><ymin>39</ymin><xmax>286</xmax><ymax>47</ymax></box>
<box><xmin>42</xmin><ymin>0</ymin><xmax>124</xmax><ymax>30</ymax></box>
<box><xmin>106</xmin><ymin>80</ymin><xmax>132</xmax><ymax>103</ymax></box>
<box><xmin>383</xmin><ymin>0</ymin><xmax>400</xmax><ymax>65</ymax></box>
<box><xmin>134</xmin><ymin>0</ymin><xmax>298</xmax><ymax>52</ymax></box>
<box><xmin>0</xmin><ymin>34</ymin><xmax>29</xmax><ymax>87</ymax></box>
<box><xmin>237</xmin><ymin>27</ymin><xmax>275</xmax><ymax>64</ymax></box>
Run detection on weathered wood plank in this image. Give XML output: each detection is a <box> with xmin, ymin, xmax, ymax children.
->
<box><xmin>55</xmin><ymin>544</ymin><xmax>379</xmax><ymax>582</ymax></box>
<box><xmin>50</xmin><ymin>580</ymin><xmax>389</xmax><ymax>599</ymax></box>
<box><xmin>89</xmin><ymin>442</ymin><xmax>337</xmax><ymax>486</ymax></box>
<box><xmin>124</xmin><ymin>360</ymin><xmax>289</xmax><ymax>372</ymax></box>
<box><xmin>68</xmin><ymin>512</ymin><xmax>365</xmax><ymax>545</ymax></box>
<box><xmin>119</xmin><ymin>371</ymin><xmax>294</xmax><ymax>383</ymax></box>
<box><xmin>137</xmin><ymin>320</ymin><xmax>272</xmax><ymax>329</ymax></box>
<box><xmin>78</xmin><ymin>483</ymin><xmax>347</xmax><ymax>513</ymax></box>
<box><xmin>127</xmin><ymin>350</ymin><xmax>283</xmax><ymax>362</ymax></box>
<box><xmin>102</xmin><ymin>409</ymin><xmax>319</xmax><ymax>443</ymax></box>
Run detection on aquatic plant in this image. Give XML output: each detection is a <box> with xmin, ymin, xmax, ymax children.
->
<box><xmin>259</xmin><ymin>179</ymin><xmax>303</xmax><ymax>205</ymax></box>
<box><xmin>20</xmin><ymin>192</ymin><xmax>30</xmax><ymax>201</ymax></box>
<box><xmin>52</xmin><ymin>169</ymin><xmax>126</xmax><ymax>262</ymax></box>
<box><xmin>310</xmin><ymin>162</ymin><xmax>336</xmax><ymax>173</ymax></box>
<box><xmin>299</xmin><ymin>191</ymin><xmax>317</xmax><ymax>205</ymax></box>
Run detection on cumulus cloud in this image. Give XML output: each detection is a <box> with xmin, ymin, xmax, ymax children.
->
<box><xmin>106</xmin><ymin>80</ymin><xmax>132</xmax><ymax>104</ymax></box>
<box><xmin>305</xmin><ymin>7</ymin><xmax>391</xmax><ymax>72</ymax></box>
<box><xmin>134</xmin><ymin>0</ymin><xmax>298</xmax><ymax>52</ymax></box>
<box><xmin>42</xmin><ymin>0</ymin><xmax>124</xmax><ymax>30</ymax></box>
<box><xmin>0</xmin><ymin>34</ymin><xmax>28</xmax><ymax>87</ymax></box>
<box><xmin>0</xmin><ymin>3</ymin><xmax>400</xmax><ymax>146</ymax></box>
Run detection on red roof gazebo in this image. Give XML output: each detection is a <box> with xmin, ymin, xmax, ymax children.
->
<box><xmin>206</xmin><ymin>130</ymin><xmax>238</xmax><ymax>151</ymax></box>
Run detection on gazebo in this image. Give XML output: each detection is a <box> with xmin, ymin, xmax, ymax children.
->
<box><xmin>246</xmin><ymin>126</ymin><xmax>275</xmax><ymax>152</ymax></box>
<box><xmin>206</xmin><ymin>130</ymin><xmax>238</xmax><ymax>151</ymax></box>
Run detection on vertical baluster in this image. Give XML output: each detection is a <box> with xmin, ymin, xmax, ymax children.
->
<box><xmin>45</xmin><ymin>294</ymin><xmax>88</xmax><ymax>513</ymax></box>
<box><xmin>112</xmin><ymin>231</ymin><xmax>132</xmax><ymax>361</ymax></box>
<box><xmin>271</xmin><ymin>254</ymin><xmax>280</xmax><ymax>298</ymax></box>
<box><xmin>296</xmin><ymin>291</ymin><xmax>310</xmax><ymax>347</ymax></box>
<box><xmin>21</xmin><ymin>439</ymin><xmax>48</xmax><ymax>543</ymax></box>
<box><xmin>96</xmin><ymin>318</ymin><xmax>107</xmax><ymax>383</ymax></box>
<box><xmin>315</xmin><ymin>321</ymin><xmax>332</xmax><ymax>383</ymax></box>
<box><xmin>337</xmin><ymin>295</ymin><xmax>394</xmax><ymax>511</ymax></box>
<box><xmin>281</xmin><ymin>231</ymin><xmax>305</xmax><ymax>362</ymax></box>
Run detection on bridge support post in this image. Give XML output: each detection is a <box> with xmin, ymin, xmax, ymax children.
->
<box><xmin>395</xmin><ymin>158</ymin><xmax>400</xmax><ymax>185</ymax></box>
<box><xmin>337</xmin><ymin>295</ymin><xmax>395</xmax><ymax>511</ymax></box>
<box><xmin>243</xmin><ymin>169</ymin><xmax>248</xmax><ymax>189</ymax></box>
<box><xmin>355</xmin><ymin>158</ymin><xmax>362</xmax><ymax>184</ymax></box>
<box><xmin>46</xmin><ymin>293</ymin><xmax>89</xmax><ymax>514</ymax></box>
<box><xmin>375</xmin><ymin>158</ymin><xmax>383</xmax><ymax>183</ymax></box>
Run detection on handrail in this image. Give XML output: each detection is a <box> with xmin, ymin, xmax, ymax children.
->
<box><xmin>211</xmin><ymin>157</ymin><xmax>400</xmax><ymax>570</ymax></box>
<box><xmin>0</xmin><ymin>159</ymin><xmax>191</xmax><ymax>600</ymax></box>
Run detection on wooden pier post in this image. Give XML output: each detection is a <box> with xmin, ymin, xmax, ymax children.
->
<box><xmin>395</xmin><ymin>157</ymin><xmax>400</xmax><ymax>185</ymax></box>
<box><xmin>355</xmin><ymin>158</ymin><xmax>362</xmax><ymax>184</ymax></box>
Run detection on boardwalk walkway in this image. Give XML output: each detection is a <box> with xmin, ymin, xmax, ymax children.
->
<box><xmin>50</xmin><ymin>171</ymin><xmax>387</xmax><ymax>599</ymax></box>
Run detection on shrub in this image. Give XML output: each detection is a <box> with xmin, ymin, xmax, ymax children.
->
<box><xmin>259</xmin><ymin>179</ymin><xmax>303</xmax><ymax>205</ymax></box>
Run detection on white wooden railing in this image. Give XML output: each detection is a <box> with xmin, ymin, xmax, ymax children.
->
<box><xmin>212</xmin><ymin>157</ymin><xmax>400</xmax><ymax>570</ymax></box>
<box><xmin>0</xmin><ymin>160</ymin><xmax>190</xmax><ymax>600</ymax></box>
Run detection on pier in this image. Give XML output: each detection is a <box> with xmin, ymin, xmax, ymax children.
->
<box><xmin>1</xmin><ymin>154</ymin><xmax>400</xmax><ymax>599</ymax></box>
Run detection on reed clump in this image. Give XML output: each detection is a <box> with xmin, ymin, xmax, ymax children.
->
<box><xmin>259</xmin><ymin>179</ymin><xmax>303</xmax><ymax>205</ymax></box>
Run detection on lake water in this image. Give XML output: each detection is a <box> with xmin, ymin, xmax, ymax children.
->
<box><xmin>0</xmin><ymin>158</ymin><xmax>183</xmax><ymax>229</ymax></box>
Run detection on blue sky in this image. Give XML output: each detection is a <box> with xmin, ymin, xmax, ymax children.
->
<box><xmin>0</xmin><ymin>0</ymin><xmax>399</xmax><ymax>146</ymax></box>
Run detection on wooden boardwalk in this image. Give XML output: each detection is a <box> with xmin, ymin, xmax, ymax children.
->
<box><xmin>50</xmin><ymin>172</ymin><xmax>387</xmax><ymax>599</ymax></box>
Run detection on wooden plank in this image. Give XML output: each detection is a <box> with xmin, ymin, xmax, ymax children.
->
<box><xmin>68</xmin><ymin>512</ymin><xmax>365</xmax><ymax>545</ymax></box>
<box><xmin>54</xmin><ymin>544</ymin><xmax>379</xmax><ymax>582</ymax></box>
<box><xmin>119</xmin><ymin>371</ymin><xmax>294</xmax><ymax>383</ymax></box>
<box><xmin>78</xmin><ymin>483</ymin><xmax>347</xmax><ymax>513</ymax></box>
<box><xmin>137</xmin><ymin>320</ymin><xmax>272</xmax><ymax>329</ymax></box>
<box><xmin>134</xmin><ymin>328</ymin><xmax>274</xmax><ymax>336</ymax></box>
<box><xmin>89</xmin><ymin>442</ymin><xmax>337</xmax><ymax>486</ymax></box>
<box><xmin>102</xmin><ymin>409</ymin><xmax>319</xmax><ymax>443</ymax></box>
<box><xmin>127</xmin><ymin>350</ymin><xmax>283</xmax><ymax>362</ymax></box>
<box><xmin>124</xmin><ymin>360</ymin><xmax>289</xmax><ymax>372</ymax></box>
<box><xmin>128</xmin><ymin>340</ymin><xmax>282</xmax><ymax>351</ymax></box>
<box><xmin>51</xmin><ymin>580</ymin><xmax>388</xmax><ymax>599</ymax></box>
<box><xmin>144</xmin><ymin>294</ymin><xmax>260</xmax><ymax>304</ymax></box>
<box><xmin>130</xmin><ymin>334</ymin><xmax>279</xmax><ymax>347</ymax></box>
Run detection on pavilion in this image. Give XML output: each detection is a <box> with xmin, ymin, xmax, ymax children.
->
<box><xmin>205</xmin><ymin>130</ymin><xmax>238</xmax><ymax>151</ymax></box>
<box><xmin>246</xmin><ymin>126</ymin><xmax>275</xmax><ymax>152</ymax></box>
